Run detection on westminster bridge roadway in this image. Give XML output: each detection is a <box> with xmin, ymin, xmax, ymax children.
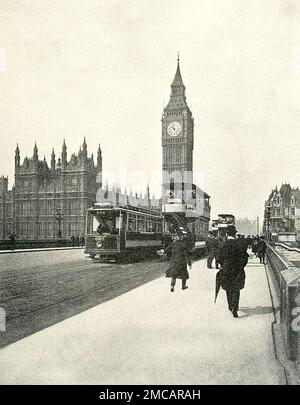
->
<box><xmin>0</xmin><ymin>248</ymin><xmax>297</xmax><ymax>384</ymax></box>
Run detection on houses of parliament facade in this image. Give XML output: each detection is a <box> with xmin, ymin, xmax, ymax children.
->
<box><xmin>0</xmin><ymin>57</ymin><xmax>210</xmax><ymax>241</ymax></box>
<box><xmin>0</xmin><ymin>139</ymin><xmax>102</xmax><ymax>240</ymax></box>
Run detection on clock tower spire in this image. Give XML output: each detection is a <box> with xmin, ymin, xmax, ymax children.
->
<box><xmin>162</xmin><ymin>57</ymin><xmax>194</xmax><ymax>203</ymax></box>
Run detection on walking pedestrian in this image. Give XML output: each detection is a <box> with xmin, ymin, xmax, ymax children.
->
<box><xmin>252</xmin><ymin>236</ymin><xmax>259</xmax><ymax>257</ymax></box>
<box><xmin>217</xmin><ymin>225</ymin><xmax>249</xmax><ymax>318</ymax></box>
<box><xmin>9</xmin><ymin>234</ymin><xmax>16</xmax><ymax>251</ymax></box>
<box><xmin>164</xmin><ymin>232</ymin><xmax>192</xmax><ymax>292</ymax></box>
<box><xmin>205</xmin><ymin>231</ymin><xmax>217</xmax><ymax>269</ymax></box>
<box><xmin>257</xmin><ymin>237</ymin><xmax>267</xmax><ymax>264</ymax></box>
<box><xmin>80</xmin><ymin>234</ymin><xmax>85</xmax><ymax>247</ymax></box>
<box><xmin>215</xmin><ymin>233</ymin><xmax>225</xmax><ymax>269</ymax></box>
<box><xmin>246</xmin><ymin>235</ymin><xmax>252</xmax><ymax>249</ymax></box>
<box><xmin>237</xmin><ymin>234</ymin><xmax>248</xmax><ymax>252</ymax></box>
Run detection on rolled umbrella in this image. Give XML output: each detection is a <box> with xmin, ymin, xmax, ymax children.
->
<box><xmin>214</xmin><ymin>270</ymin><xmax>223</xmax><ymax>303</ymax></box>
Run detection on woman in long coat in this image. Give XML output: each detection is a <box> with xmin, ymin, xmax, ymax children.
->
<box><xmin>164</xmin><ymin>234</ymin><xmax>192</xmax><ymax>292</ymax></box>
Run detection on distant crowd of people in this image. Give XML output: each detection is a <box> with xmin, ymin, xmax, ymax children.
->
<box><xmin>5</xmin><ymin>233</ymin><xmax>85</xmax><ymax>250</ymax></box>
<box><xmin>162</xmin><ymin>226</ymin><xmax>268</xmax><ymax>319</ymax></box>
<box><xmin>204</xmin><ymin>230</ymin><xmax>267</xmax><ymax>317</ymax></box>
<box><xmin>205</xmin><ymin>232</ymin><xmax>267</xmax><ymax>269</ymax></box>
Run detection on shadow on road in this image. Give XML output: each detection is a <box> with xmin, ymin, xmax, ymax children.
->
<box><xmin>0</xmin><ymin>258</ymin><xmax>168</xmax><ymax>348</ymax></box>
<box><xmin>239</xmin><ymin>306</ymin><xmax>274</xmax><ymax>318</ymax></box>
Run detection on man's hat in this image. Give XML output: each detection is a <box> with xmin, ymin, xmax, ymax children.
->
<box><xmin>227</xmin><ymin>225</ymin><xmax>237</xmax><ymax>236</ymax></box>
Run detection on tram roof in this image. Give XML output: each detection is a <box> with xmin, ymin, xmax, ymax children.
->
<box><xmin>88</xmin><ymin>203</ymin><xmax>163</xmax><ymax>217</ymax></box>
<box><xmin>192</xmin><ymin>183</ymin><xmax>210</xmax><ymax>199</ymax></box>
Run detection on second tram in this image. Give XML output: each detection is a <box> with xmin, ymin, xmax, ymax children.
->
<box><xmin>211</xmin><ymin>214</ymin><xmax>235</xmax><ymax>237</ymax></box>
<box><xmin>162</xmin><ymin>183</ymin><xmax>211</xmax><ymax>255</ymax></box>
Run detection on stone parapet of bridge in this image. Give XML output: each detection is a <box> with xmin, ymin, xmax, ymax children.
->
<box><xmin>267</xmin><ymin>243</ymin><xmax>300</xmax><ymax>372</ymax></box>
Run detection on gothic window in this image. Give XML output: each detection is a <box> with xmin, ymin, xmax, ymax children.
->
<box><xmin>38</xmin><ymin>223</ymin><xmax>44</xmax><ymax>237</ymax></box>
<box><xmin>47</xmin><ymin>200</ymin><xmax>53</xmax><ymax>215</ymax></box>
<box><xmin>69</xmin><ymin>200</ymin><xmax>78</xmax><ymax>213</ymax></box>
<box><xmin>291</xmin><ymin>208</ymin><xmax>295</xmax><ymax>216</ymax></box>
<box><xmin>39</xmin><ymin>201</ymin><xmax>45</xmax><ymax>215</ymax></box>
<box><xmin>20</xmin><ymin>201</ymin><xmax>30</xmax><ymax>216</ymax></box>
<box><xmin>47</xmin><ymin>223</ymin><xmax>53</xmax><ymax>237</ymax></box>
<box><xmin>5</xmin><ymin>224</ymin><xmax>12</xmax><ymax>235</ymax></box>
<box><xmin>7</xmin><ymin>204</ymin><xmax>12</xmax><ymax>217</ymax></box>
<box><xmin>28</xmin><ymin>223</ymin><xmax>33</xmax><ymax>237</ymax></box>
<box><xmin>22</xmin><ymin>223</ymin><xmax>28</xmax><ymax>236</ymax></box>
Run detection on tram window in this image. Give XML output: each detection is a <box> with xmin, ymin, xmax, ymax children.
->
<box><xmin>137</xmin><ymin>216</ymin><xmax>145</xmax><ymax>232</ymax></box>
<box><xmin>128</xmin><ymin>214</ymin><xmax>137</xmax><ymax>232</ymax></box>
<box><xmin>146</xmin><ymin>218</ymin><xmax>155</xmax><ymax>232</ymax></box>
<box><xmin>168</xmin><ymin>178</ymin><xmax>175</xmax><ymax>200</ymax></box>
<box><xmin>91</xmin><ymin>211</ymin><xmax>119</xmax><ymax>235</ymax></box>
<box><xmin>157</xmin><ymin>220</ymin><xmax>162</xmax><ymax>233</ymax></box>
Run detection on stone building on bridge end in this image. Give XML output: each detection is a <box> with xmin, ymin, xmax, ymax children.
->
<box><xmin>263</xmin><ymin>183</ymin><xmax>300</xmax><ymax>242</ymax></box>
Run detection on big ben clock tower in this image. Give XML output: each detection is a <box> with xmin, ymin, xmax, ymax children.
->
<box><xmin>162</xmin><ymin>56</ymin><xmax>194</xmax><ymax>202</ymax></box>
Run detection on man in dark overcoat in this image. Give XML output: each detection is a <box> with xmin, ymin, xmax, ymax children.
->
<box><xmin>218</xmin><ymin>225</ymin><xmax>249</xmax><ymax>318</ymax></box>
<box><xmin>205</xmin><ymin>231</ymin><xmax>217</xmax><ymax>269</ymax></box>
<box><xmin>9</xmin><ymin>233</ymin><xmax>16</xmax><ymax>251</ymax></box>
<box><xmin>215</xmin><ymin>233</ymin><xmax>225</xmax><ymax>269</ymax></box>
<box><xmin>165</xmin><ymin>233</ymin><xmax>192</xmax><ymax>292</ymax></box>
<box><xmin>252</xmin><ymin>236</ymin><xmax>259</xmax><ymax>257</ymax></box>
<box><xmin>257</xmin><ymin>237</ymin><xmax>267</xmax><ymax>264</ymax></box>
<box><xmin>236</xmin><ymin>234</ymin><xmax>248</xmax><ymax>253</ymax></box>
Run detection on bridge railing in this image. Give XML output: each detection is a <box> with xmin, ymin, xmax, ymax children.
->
<box><xmin>266</xmin><ymin>243</ymin><xmax>289</xmax><ymax>286</ymax></box>
<box><xmin>0</xmin><ymin>239</ymin><xmax>83</xmax><ymax>250</ymax></box>
<box><xmin>266</xmin><ymin>243</ymin><xmax>300</xmax><ymax>366</ymax></box>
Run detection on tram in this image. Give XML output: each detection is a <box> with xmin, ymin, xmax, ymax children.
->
<box><xmin>162</xmin><ymin>183</ymin><xmax>211</xmax><ymax>255</ymax></box>
<box><xmin>85</xmin><ymin>203</ymin><xmax>165</xmax><ymax>262</ymax></box>
<box><xmin>211</xmin><ymin>214</ymin><xmax>235</xmax><ymax>237</ymax></box>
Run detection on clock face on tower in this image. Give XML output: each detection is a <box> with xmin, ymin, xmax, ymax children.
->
<box><xmin>167</xmin><ymin>121</ymin><xmax>181</xmax><ymax>137</ymax></box>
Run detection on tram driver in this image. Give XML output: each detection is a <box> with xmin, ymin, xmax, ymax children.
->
<box><xmin>97</xmin><ymin>222</ymin><xmax>110</xmax><ymax>235</ymax></box>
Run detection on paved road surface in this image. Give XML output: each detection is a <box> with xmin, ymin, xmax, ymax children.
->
<box><xmin>0</xmin><ymin>250</ymin><xmax>167</xmax><ymax>347</ymax></box>
<box><xmin>0</xmin><ymin>253</ymin><xmax>285</xmax><ymax>384</ymax></box>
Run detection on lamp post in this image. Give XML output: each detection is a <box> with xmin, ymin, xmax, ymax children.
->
<box><xmin>55</xmin><ymin>207</ymin><xmax>64</xmax><ymax>239</ymax></box>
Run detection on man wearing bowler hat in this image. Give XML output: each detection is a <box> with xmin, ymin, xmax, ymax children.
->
<box><xmin>217</xmin><ymin>225</ymin><xmax>249</xmax><ymax>318</ymax></box>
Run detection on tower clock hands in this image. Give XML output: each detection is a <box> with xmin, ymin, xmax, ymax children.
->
<box><xmin>167</xmin><ymin>121</ymin><xmax>181</xmax><ymax>137</ymax></box>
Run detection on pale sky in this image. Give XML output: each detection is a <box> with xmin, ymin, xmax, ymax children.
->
<box><xmin>1</xmin><ymin>0</ymin><xmax>300</xmax><ymax>223</ymax></box>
